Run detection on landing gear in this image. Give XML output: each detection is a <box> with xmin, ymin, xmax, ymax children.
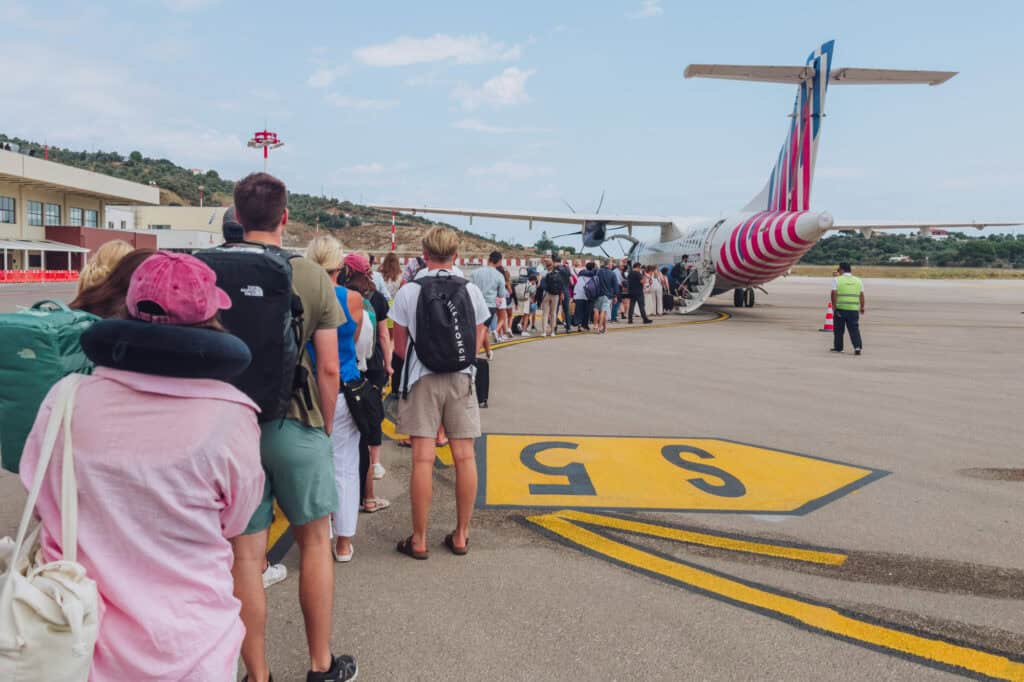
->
<box><xmin>733</xmin><ymin>288</ymin><xmax>756</xmax><ymax>308</ymax></box>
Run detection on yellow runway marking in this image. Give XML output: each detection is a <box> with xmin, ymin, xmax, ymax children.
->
<box><xmin>553</xmin><ymin>509</ymin><xmax>847</xmax><ymax>565</ymax></box>
<box><xmin>528</xmin><ymin>511</ymin><xmax>1024</xmax><ymax>681</ymax></box>
<box><xmin>268</xmin><ymin>310</ymin><xmax>732</xmax><ymax>554</ymax></box>
<box><xmin>478</xmin><ymin>434</ymin><xmax>884</xmax><ymax>514</ymax></box>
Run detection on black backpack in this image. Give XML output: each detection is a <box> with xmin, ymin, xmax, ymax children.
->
<box><xmin>544</xmin><ymin>270</ymin><xmax>564</xmax><ymax>296</ymax></box>
<box><xmin>402</xmin><ymin>272</ymin><xmax>477</xmax><ymax>398</ymax></box>
<box><xmin>195</xmin><ymin>242</ymin><xmax>308</xmax><ymax>422</ymax></box>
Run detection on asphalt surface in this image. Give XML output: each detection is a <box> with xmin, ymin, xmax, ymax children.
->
<box><xmin>1</xmin><ymin>277</ymin><xmax>1022</xmax><ymax>680</ymax></box>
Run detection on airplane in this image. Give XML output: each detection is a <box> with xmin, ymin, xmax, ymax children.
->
<box><xmin>374</xmin><ymin>40</ymin><xmax>1022</xmax><ymax>313</ymax></box>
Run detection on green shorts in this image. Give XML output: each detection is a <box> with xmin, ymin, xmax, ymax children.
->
<box><xmin>243</xmin><ymin>418</ymin><xmax>338</xmax><ymax>535</ymax></box>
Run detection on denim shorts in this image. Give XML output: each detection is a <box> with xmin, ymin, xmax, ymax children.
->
<box><xmin>594</xmin><ymin>296</ymin><xmax>611</xmax><ymax>312</ymax></box>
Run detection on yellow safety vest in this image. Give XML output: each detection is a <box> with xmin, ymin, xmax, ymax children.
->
<box><xmin>835</xmin><ymin>275</ymin><xmax>863</xmax><ymax>311</ymax></box>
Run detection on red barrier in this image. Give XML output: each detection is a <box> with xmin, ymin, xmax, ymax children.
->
<box><xmin>0</xmin><ymin>270</ymin><xmax>80</xmax><ymax>284</ymax></box>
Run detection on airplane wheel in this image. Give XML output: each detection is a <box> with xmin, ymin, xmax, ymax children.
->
<box><xmin>734</xmin><ymin>288</ymin><xmax>745</xmax><ymax>307</ymax></box>
<box><xmin>745</xmin><ymin>288</ymin><xmax>756</xmax><ymax>307</ymax></box>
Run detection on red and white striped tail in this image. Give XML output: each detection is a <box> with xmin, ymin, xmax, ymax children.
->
<box><xmin>820</xmin><ymin>299</ymin><xmax>834</xmax><ymax>332</ymax></box>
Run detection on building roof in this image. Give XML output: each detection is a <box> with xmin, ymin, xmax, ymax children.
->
<box><xmin>0</xmin><ymin>149</ymin><xmax>159</xmax><ymax>205</ymax></box>
<box><xmin>0</xmin><ymin>238</ymin><xmax>90</xmax><ymax>253</ymax></box>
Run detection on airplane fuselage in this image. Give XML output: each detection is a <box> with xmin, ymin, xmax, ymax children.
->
<box><xmin>630</xmin><ymin>210</ymin><xmax>833</xmax><ymax>298</ymax></box>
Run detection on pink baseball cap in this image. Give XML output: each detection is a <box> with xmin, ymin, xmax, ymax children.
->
<box><xmin>344</xmin><ymin>252</ymin><xmax>371</xmax><ymax>275</ymax></box>
<box><xmin>126</xmin><ymin>252</ymin><xmax>232</xmax><ymax>325</ymax></box>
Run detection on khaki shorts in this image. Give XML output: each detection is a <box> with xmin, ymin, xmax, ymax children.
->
<box><xmin>397</xmin><ymin>372</ymin><xmax>481</xmax><ymax>440</ymax></box>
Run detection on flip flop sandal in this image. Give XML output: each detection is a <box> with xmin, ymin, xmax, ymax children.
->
<box><xmin>396</xmin><ymin>535</ymin><xmax>429</xmax><ymax>560</ymax></box>
<box><xmin>443</xmin><ymin>532</ymin><xmax>469</xmax><ymax>556</ymax></box>
<box><xmin>362</xmin><ymin>497</ymin><xmax>391</xmax><ymax>513</ymax></box>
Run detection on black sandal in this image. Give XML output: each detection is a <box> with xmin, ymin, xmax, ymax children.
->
<box><xmin>443</xmin><ymin>532</ymin><xmax>469</xmax><ymax>556</ymax></box>
<box><xmin>396</xmin><ymin>535</ymin><xmax>429</xmax><ymax>560</ymax></box>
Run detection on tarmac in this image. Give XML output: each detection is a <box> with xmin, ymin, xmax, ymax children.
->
<box><xmin>1</xmin><ymin>276</ymin><xmax>1022</xmax><ymax>680</ymax></box>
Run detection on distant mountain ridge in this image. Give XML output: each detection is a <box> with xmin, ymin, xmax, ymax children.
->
<box><xmin>0</xmin><ymin>134</ymin><xmax>533</xmax><ymax>255</ymax></box>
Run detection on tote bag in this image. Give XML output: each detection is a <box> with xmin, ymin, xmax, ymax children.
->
<box><xmin>0</xmin><ymin>375</ymin><xmax>98</xmax><ymax>681</ymax></box>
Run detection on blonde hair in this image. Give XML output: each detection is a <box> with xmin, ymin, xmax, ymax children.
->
<box><xmin>77</xmin><ymin>240</ymin><xmax>134</xmax><ymax>292</ymax></box>
<box><xmin>421</xmin><ymin>226</ymin><xmax>459</xmax><ymax>262</ymax></box>
<box><xmin>305</xmin><ymin>234</ymin><xmax>344</xmax><ymax>272</ymax></box>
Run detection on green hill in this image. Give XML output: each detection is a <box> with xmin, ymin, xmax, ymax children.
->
<box><xmin>0</xmin><ymin>134</ymin><xmax>534</xmax><ymax>255</ymax></box>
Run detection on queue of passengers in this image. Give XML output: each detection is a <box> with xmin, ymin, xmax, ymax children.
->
<box><xmin>472</xmin><ymin>254</ymin><xmax>687</xmax><ymax>340</ymax></box>
<box><xmin>3</xmin><ymin>173</ymin><xmax>491</xmax><ymax>682</ymax></box>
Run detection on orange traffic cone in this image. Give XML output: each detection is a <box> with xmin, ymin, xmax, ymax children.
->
<box><xmin>820</xmin><ymin>300</ymin><xmax>834</xmax><ymax>332</ymax></box>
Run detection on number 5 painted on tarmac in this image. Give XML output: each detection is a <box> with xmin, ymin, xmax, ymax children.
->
<box><xmin>520</xmin><ymin>442</ymin><xmax>597</xmax><ymax>496</ymax></box>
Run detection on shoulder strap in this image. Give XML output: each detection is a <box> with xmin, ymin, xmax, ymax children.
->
<box><xmin>399</xmin><ymin>280</ymin><xmax>423</xmax><ymax>399</ymax></box>
<box><xmin>2</xmin><ymin>374</ymin><xmax>82</xmax><ymax>590</ymax></box>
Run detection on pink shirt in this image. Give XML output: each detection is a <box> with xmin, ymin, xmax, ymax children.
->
<box><xmin>20</xmin><ymin>368</ymin><xmax>263</xmax><ymax>682</ymax></box>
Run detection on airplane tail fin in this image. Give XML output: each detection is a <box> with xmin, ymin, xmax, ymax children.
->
<box><xmin>685</xmin><ymin>41</ymin><xmax>957</xmax><ymax>212</ymax></box>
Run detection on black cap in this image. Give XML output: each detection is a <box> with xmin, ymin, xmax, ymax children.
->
<box><xmin>222</xmin><ymin>206</ymin><xmax>244</xmax><ymax>242</ymax></box>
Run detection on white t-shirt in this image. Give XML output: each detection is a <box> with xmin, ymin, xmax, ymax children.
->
<box><xmin>389</xmin><ymin>267</ymin><xmax>490</xmax><ymax>391</ymax></box>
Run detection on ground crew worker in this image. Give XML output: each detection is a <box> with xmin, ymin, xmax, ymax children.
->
<box><xmin>830</xmin><ymin>262</ymin><xmax>864</xmax><ymax>355</ymax></box>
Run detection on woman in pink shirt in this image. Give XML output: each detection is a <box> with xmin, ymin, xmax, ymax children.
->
<box><xmin>19</xmin><ymin>252</ymin><xmax>263</xmax><ymax>681</ymax></box>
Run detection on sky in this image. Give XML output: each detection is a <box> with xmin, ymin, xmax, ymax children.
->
<box><xmin>1</xmin><ymin>0</ymin><xmax>1022</xmax><ymax>246</ymax></box>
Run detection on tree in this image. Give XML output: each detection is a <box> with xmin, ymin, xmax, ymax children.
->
<box><xmin>535</xmin><ymin>231</ymin><xmax>556</xmax><ymax>253</ymax></box>
<box><xmin>129</xmin><ymin>151</ymin><xmax>143</xmax><ymax>162</ymax></box>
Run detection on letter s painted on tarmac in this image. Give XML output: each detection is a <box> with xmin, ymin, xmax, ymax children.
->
<box><xmin>520</xmin><ymin>441</ymin><xmax>597</xmax><ymax>496</ymax></box>
<box><xmin>661</xmin><ymin>445</ymin><xmax>746</xmax><ymax>498</ymax></box>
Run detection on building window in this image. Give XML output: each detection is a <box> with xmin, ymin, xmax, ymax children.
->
<box><xmin>84</xmin><ymin>209</ymin><xmax>98</xmax><ymax>227</ymax></box>
<box><xmin>28</xmin><ymin>254</ymin><xmax>42</xmax><ymax>268</ymax></box>
<box><xmin>148</xmin><ymin>224</ymin><xmax>171</xmax><ymax>230</ymax></box>
<box><xmin>44</xmin><ymin>203</ymin><xmax>61</xmax><ymax>226</ymax></box>
<box><xmin>27</xmin><ymin>201</ymin><xmax>42</xmax><ymax>226</ymax></box>
<box><xmin>107</xmin><ymin>221</ymin><xmax>114</xmax><ymax>229</ymax></box>
<box><xmin>120</xmin><ymin>220</ymin><xmax>127</xmax><ymax>229</ymax></box>
<box><xmin>0</xmin><ymin>197</ymin><xmax>14</xmax><ymax>224</ymax></box>
<box><xmin>69</xmin><ymin>207</ymin><xmax>83</xmax><ymax>226</ymax></box>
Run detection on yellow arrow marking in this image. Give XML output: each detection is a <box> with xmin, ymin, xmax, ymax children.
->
<box><xmin>553</xmin><ymin>509</ymin><xmax>847</xmax><ymax>566</ymax></box>
<box><xmin>528</xmin><ymin>511</ymin><xmax>1024</xmax><ymax>681</ymax></box>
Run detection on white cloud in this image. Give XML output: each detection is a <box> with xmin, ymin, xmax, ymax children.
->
<box><xmin>330</xmin><ymin>162</ymin><xmax>411</xmax><ymax>187</ymax></box>
<box><xmin>627</xmin><ymin>0</ymin><xmax>663</xmax><ymax>18</ymax></box>
<box><xmin>453</xmin><ymin>119</ymin><xmax>550</xmax><ymax>134</ymax></box>
<box><xmin>354</xmin><ymin>34</ymin><xmax>521</xmax><ymax>67</ymax></box>
<box><xmin>307</xmin><ymin>65</ymin><xmax>349</xmax><ymax>89</ymax></box>
<box><xmin>817</xmin><ymin>167</ymin><xmax>866</xmax><ymax>179</ymax></box>
<box><xmin>0</xmin><ymin>41</ymin><xmax>248</xmax><ymax>167</ymax></box>
<box><xmin>162</xmin><ymin>0</ymin><xmax>220</xmax><ymax>11</ymax></box>
<box><xmin>325</xmin><ymin>94</ymin><xmax>398</xmax><ymax>111</ymax></box>
<box><xmin>468</xmin><ymin>162</ymin><xmax>553</xmax><ymax>180</ymax></box>
<box><xmin>453</xmin><ymin>67</ymin><xmax>535</xmax><ymax>110</ymax></box>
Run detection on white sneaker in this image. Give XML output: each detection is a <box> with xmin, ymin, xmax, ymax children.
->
<box><xmin>372</xmin><ymin>462</ymin><xmax>386</xmax><ymax>480</ymax></box>
<box><xmin>262</xmin><ymin>563</ymin><xmax>287</xmax><ymax>588</ymax></box>
<box><xmin>520</xmin><ymin>330</ymin><xmax>530</xmax><ymax>337</ymax></box>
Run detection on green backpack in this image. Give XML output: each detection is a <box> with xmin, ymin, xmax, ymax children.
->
<box><xmin>0</xmin><ymin>301</ymin><xmax>98</xmax><ymax>473</ymax></box>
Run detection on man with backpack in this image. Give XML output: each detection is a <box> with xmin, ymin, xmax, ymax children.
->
<box><xmin>594</xmin><ymin>259</ymin><xmax>619</xmax><ymax>333</ymax></box>
<box><xmin>390</xmin><ymin>226</ymin><xmax>490</xmax><ymax>559</ymax></box>
<box><xmin>538</xmin><ymin>258</ymin><xmax>564</xmax><ymax>337</ymax></box>
<box><xmin>198</xmin><ymin>173</ymin><xmax>357</xmax><ymax>682</ymax></box>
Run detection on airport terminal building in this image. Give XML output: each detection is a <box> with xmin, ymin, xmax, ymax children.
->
<box><xmin>0</xmin><ymin>147</ymin><xmax>159</xmax><ymax>277</ymax></box>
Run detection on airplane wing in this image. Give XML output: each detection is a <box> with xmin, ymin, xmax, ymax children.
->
<box><xmin>684</xmin><ymin>65</ymin><xmax>956</xmax><ymax>86</ymax></box>
<box><xmin>369</xmin><ymin>204</ymin><xmax>674</xmax><ymax>228</ymax></box>
<box><xmin>832</xmin><ymin>219</ymin><xmax>1024</xmax><ymax>234</ymax></box>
